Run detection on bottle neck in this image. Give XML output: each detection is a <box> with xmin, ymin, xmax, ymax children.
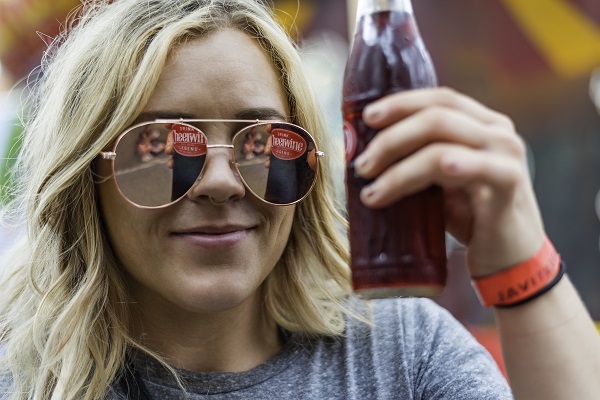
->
<box><xmin>355</xmin><ymin>0</ymin><xmax>413</xmax><ymax>17</ymax></box>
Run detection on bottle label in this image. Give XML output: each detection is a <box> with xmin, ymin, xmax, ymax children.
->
<box><xmin>172</xmin><ymin>124</ymin><xmax>207</xmax><ymax>157</ymax></box>
<box><xmin>343</xmin><ymin>120</ymin><xmax>357</xmax><ymax>162</ymax></box>
<box><xmin>270</xmin><ymin>128</ymin><xmax>306</xmax><ymax>160</ymax></box>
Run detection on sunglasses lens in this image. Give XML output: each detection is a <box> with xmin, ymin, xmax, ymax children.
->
<box><xmin>113</xmin><ymin>123</ymin><xmax>206</xmax><ymax>207</ymax></box>
<box><xmin>232</xmin><ymin>123</ymin><xmax>318</xmax><ymax>204</ymax></box>
<box><xmin>112</xmin><ymin>122</ymin><xmax>317</xmax><ymax>207</ymax></box>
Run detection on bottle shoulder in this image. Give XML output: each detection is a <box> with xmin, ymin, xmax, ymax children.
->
<box><xmin>342</xmin><ymin>9</ymin><xmax>436</xmax><ymax>105</ymax></box>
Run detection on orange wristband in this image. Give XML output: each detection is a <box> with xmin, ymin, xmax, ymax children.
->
<box><xmin>472</xmin><ymin>236</ymin><xmax>563</xmax><ymax>307</ymax></box>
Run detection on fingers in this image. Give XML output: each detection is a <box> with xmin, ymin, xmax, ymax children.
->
<box><xmin>165</xmin><ymin>131</ymin><xmax>174</xmax><ymax>155</ymax></box>
<box><xmin>352</xmin><ymin>87</ymin><xmax>528</xmax><ymax>208</ymax></box>
<box><xmin>165</xmin><ymin>131</ymin><xmax>174</xmax><ymax>169</ymax></box>
<box><xmin>355</xmin><ymin>106</ymin><xmax>503</xmax><ymax>178</ymax></box>
<box><xmin>264</xmin><ymin>135</ymin><xmax>272</xmax><ymax>156</ymax></box>
<box><xmin>360</xmin><ymin>143</ymin><xmax>525</xmax><ymax>208</ymax></box>
<box><xmin>355</xmin><ymin>108</ymin><xmax>527</xmax><ymax>181</ymax></box>
<box><xmin>307</xmin><ymin>148</ymin><xmax>317</xmax><ymax>171</ymax></box>
<box><xmin>351</xmin><ymin>87</ymin><xmax>547</xmax><ymax>276</ymax></box>
<box><xmin>364</xmin><ymin>87</ymin><xmax>515</xmax><ymax>130</ymax></box>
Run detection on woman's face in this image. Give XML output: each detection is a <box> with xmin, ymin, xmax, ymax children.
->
<box><xmin>97</xmin><ymin>29</ymin><xmax>295</xmax><ymax>314</ymax></box>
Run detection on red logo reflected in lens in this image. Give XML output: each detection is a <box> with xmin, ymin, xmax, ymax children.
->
<box><xmin>172</xmin><ymin>124</ymin><xmax>207</xmax><ymax>156</ymax></box>
<box><xmin>270</xmin><ymin>129</ymin><xmax>307</xmax><ymax>160</ymax></box>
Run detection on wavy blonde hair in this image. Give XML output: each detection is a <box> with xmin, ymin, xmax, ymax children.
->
<box><xmin>0</xmin><ymin>0</ymin><xmax>353</xmax><ymax>399</ymax></box>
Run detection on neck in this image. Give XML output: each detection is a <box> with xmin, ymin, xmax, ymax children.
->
<box><xmin>128</xmin><ymin>288</ymin><xmax>284</xmax><ymax>372</ymax></box>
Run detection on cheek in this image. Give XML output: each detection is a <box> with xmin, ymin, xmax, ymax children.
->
<box><xmin>264</xmin><ymin>207</ymin><xmax>296</xmax><ymax>261</ymax></box>
<box><xmin>98</xmin><ymin>177</ymin><xmax>127</xmax><ymax>232</ymax></box>
<box><xmin>280</xmin><ymin>208</ymin><xmax>295</xmax><ymax>237</ymax></box>
<box><xmin>96</xmin><ymin>178</ymin><xmax>151</xmax><ymax>269</ymax></box>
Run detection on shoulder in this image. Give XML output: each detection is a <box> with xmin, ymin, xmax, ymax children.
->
<box><xmin>346</xmin><ymin>296</ymin><xmax>486</xmax><ymax>356</ymax></box>
<box><xmin>347</xmin><ymin>296</ymin><xmax>466</xmax><ymax>338</ymax></box>
<box><xmin>343</xmin><ymin>297</ymin><xmax>513</xmax><ymax>398</ymax></box>
<box><xmin>365</xmin><ymin>295</ymin><xmax>449</xmax><ymax>317</ymax></box>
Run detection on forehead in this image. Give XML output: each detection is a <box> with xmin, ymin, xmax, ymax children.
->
<box><xmin>143</xmin><ymin>28</ymin><xmax>289</xmax><ymax>120</ymax></box>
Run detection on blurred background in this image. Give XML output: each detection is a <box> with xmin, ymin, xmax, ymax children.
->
<box><xmin>1</xmin><ymin>0</ymin><xmax>599</xmax><ymax>374</ymax></box>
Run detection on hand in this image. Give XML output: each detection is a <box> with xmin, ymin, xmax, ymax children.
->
<box><xmin>165</xmin><ymin>128</ymin><xmax>174</xmax><ymax>169</ymax></box>
<box><xmin>263</xmin><ymin>134</ymin><xmax>272</xmax><ymax>169</ymax></box>
<box><xmin>353</xmin><ymin>87</ymin><xmax>546</xmax><ymax>278</ymax></box>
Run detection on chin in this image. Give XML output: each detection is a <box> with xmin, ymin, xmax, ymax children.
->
<box><xmin>172</xmin><ymin>278</ymin><xmax>262</xmax><ymax>314</ymax></box>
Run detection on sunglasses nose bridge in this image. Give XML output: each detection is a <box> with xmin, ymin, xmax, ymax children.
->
<box><xmin>187</xmin><ymin>145</ymin><xmax>244</xmax><ymax>200</ymax></box>
<box><xmin>202</xmin><ymin>144</ymin><xmax>237</xmax><ymax>172</ymax></box>
<box><xmin>205</xmin><ymin>144</ymin><xmax>236</xmax><ymax>170</ymax></box>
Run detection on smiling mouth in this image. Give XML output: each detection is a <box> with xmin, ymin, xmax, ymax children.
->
<box><xmin>171</xmin><ymin>226</ymin><xmax>255</xmax><ymax>249</ymax></box>
<box><xmin>173</xmin><ymin>225</ymin><xmax>255</xmax><ymax>235</ymax></box>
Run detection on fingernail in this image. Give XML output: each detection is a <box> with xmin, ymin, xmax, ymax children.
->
<box><xmin>360</xmin><ymin>183</ymin><xmax>378</xmax><ymax>203</ymax></box>
<box><xmin>354</xmin><ymin>154</ymin><xmax>368</xmax><ymax>174</ymax></box>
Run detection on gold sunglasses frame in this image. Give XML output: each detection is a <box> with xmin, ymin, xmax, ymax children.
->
<box><xmin>99</xmin><ymin>119</ymin><xmax>325</xmax><ymax>208</ymax></box>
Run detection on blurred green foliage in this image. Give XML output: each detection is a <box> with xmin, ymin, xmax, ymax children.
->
<box><xmin>0</xmin><ymin>122</ymin><xmax>22</xmax><ymax>204</ymax></box>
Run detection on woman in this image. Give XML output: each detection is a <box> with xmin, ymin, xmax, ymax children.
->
<box><xmin>1</xmin><ymin>1</ymin><xmax>599</xmax><ymax>399</ymax></box>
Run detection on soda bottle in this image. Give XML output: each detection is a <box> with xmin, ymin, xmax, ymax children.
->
<box><xmin>342</xmin><ymin>0</ymin><xmax>447</xmax><ymax>298</ymax></box>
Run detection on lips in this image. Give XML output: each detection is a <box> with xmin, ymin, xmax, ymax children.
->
<box><xmin>174</xmin><ymin>225</ymin><xmax>252</xmax><ymax>235</ymax></box>
<box><xmin>170</xmin><ymin>224</ymin><xmax>255</xmax><ymax>250</ymax></box>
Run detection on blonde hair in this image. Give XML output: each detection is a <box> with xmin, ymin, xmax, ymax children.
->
<box><xmin>0</xmin><ymin>0</ymin><xmax>353</xmax><ymax>399</ymax></box>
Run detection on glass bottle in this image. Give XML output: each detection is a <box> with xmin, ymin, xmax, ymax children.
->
<box><xmin>342</xmin><ymin>0</ymin><xmax>447</xmax><ymax>298</ymax></box>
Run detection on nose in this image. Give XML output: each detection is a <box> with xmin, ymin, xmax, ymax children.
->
<box><xmin>186</xmin><ymin>148</ymin><xmax>245</xmax><ymax>204</ymax></box>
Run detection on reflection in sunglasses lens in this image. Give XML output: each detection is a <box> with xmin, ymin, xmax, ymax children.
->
<box><xmin>113</xmin><ymin>122</ymin><xmax>317</xmax><ymax>207</ymax></box>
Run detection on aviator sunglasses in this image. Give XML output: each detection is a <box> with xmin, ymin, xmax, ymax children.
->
<box><xmin>99</xmin><ymin>119</ymin><xmax>324</xmax><ymax>207</ymax></box>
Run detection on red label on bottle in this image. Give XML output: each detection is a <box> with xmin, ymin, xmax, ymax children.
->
<box><xmin>172</xmin><ymin>124</ymin><xmax>207</xmax><ymax>157</ymax></box>
<box><xmin>343</xmin><ymin>120</ymin><xmax>357</xmax><ymax>162</ymax></box>
<box><xmin>270</xmin><ymin>129</ymin><xmax>306</xmax><ymax>160</ymax></box>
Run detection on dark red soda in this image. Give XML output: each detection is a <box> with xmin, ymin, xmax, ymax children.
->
<box><xmin>342</xmin><ymin>10</ymin><xmax>447</xmax><ymax>298</ymax></box>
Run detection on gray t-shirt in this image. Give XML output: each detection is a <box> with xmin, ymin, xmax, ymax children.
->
<box><xmin>2</xmin><ymin>298</ymin><xmax>513</xmax><ymax>399</ymax></box>
<box><xmin>111</xmin><ymin>298</ymin><xmax>511</xmax><ymax>399</ymax></box>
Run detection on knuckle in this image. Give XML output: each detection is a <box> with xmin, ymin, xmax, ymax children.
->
<box><xmin>423</xmin><ymin>106</ymin><xmax>455</xmax><ymax>132</ymax></box>
<box><xmin>506</xmin><ymin>134</ymin><xmax>527</xmax><ymax>158</ymax></box>
<box><xmin>489</xmin><ymin>127</ymin><xmax>526</xmax><ymax>157</ymax></box>
<box><xmin>423</xmin><ymin>142</ymin><xmax>450</xmax><ymax>163</ymax></box>
<box><xmin>436</xmin><ymin>86</ymin><xmax>460</xmax><ymax>106</ymax></box>
<box><xmin>494</xmin><ymin>113</ymin><xmax>516</xmax><ymax>130</ymax></box>
<box><xmin>428</xmin><ymin>142</ymin><xmax>449</xmax><ymax>154</ymax></box>
<box><xmin>513</xmin><ymin>135</ymin><xmax>527</xmax><ymax>156</ymax></box>
<box><xmin>486</xmin><ymin>155</ymin><xmax>524</xmax><ymax>190</ymax></box>
<box><xmin>505</xmin><ymin>161</ymin><xmax>523</xmax><ymax>187</ymax></box>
